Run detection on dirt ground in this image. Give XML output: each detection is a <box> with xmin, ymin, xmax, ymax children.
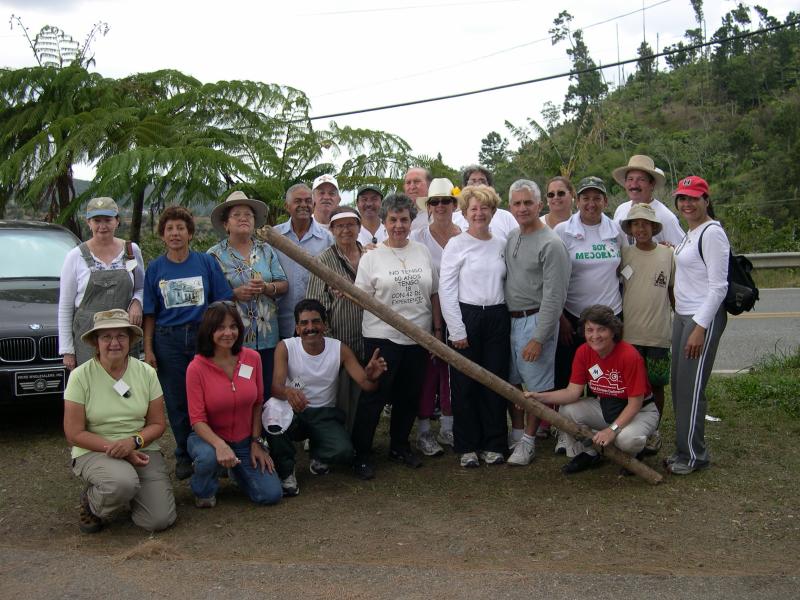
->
<box><xmin>1</xmin><ymin>398</ymin><xmax>798</xmax><ymax>598</ymax></box>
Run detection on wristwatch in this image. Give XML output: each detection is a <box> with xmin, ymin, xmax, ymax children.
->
<box><xmin>255</xmin><ymin>436</ymin><xmax>270</xmax><ymax>452</ymax></box>
<box><xmin>132</xmin><ymin>433</ymin><xmax>144</xmax><ymax>449</ymax></box>
<box><xmin>609</xmin><ymin>423</ymin><xmax>620</xmax><ymax>433</ymax></box>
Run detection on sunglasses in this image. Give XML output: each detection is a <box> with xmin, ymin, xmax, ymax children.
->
<box><xmin>428</xmin><ymin>198</ymin><xmax>455</xmax><ymax>207</ymax></box>
<box><xmin>547</xmin><ymin>190</ymin><xmax>568</xmax><ymax>199</ymax></box>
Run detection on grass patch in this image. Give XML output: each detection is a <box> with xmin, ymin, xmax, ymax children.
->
<box><xmin>707</xmin><ymin>348</ymin><xmax>800</xmax><ymax>419</ymax></box>
<box><xmin>752</xmin><ymin>267</ymin><xmax>800</xmax><ymax>288</ymax></box>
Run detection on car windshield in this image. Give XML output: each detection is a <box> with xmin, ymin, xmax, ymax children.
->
<box><xmin>0</xmin><ymin>229</ymin><xmax>79</xmax><ymax>278</ymax></box>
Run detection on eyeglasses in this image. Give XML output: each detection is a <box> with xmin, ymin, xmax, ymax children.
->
<box><xmin>547</xmin><ymin>190</ymin><xmax>568</xmax><ymax>199</ymax></box>
<box><xmin>98</xmin><ymin>333</ymin><xmax>130</xmax><ymax>344</ymax></box>
<box><xmin>428</xmin><ymin>198</ymin><xmax>454</xmax><ymax>207</ymax></box>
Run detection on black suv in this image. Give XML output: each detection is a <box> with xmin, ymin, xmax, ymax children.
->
<box><xmin>0</xmin><ymin>221</ymin><xmax>80</xmax><ymax>403</ymax></box>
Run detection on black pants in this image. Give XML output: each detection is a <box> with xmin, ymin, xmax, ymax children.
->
<box><xmin>553</xmin><ymin>311</ymin><xmax>581</xmax><ymax>391</ymax></box>
<box><xmin>450</xmin><ymin>304</ymin><xmax>510</xmax><ymax>454</ymax></box>
<box><xmin>351</xmin><ymin>338</ymin><xmax>427</xmax><ymax>457</ymax></box>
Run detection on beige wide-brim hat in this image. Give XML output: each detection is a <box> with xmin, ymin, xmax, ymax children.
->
<box><xmin>81</xmin><ymin>309</ymin><xmax>143</xmax><ymax>346</ymax></box>
<box><xmin>620</xmin><ymin>202</ymin><xmax>663</xmax><ymax>236</ymax></box>
<box><xmin>416</xmin><ymin>177</ymin><xmax>456</xmax><ymax>212</ymax></box>
<box><xmin>210</xmin><ymin>191</ymin><xmax>268</xmax><ymax>236</ymax></box>
<box><xmin>612</xmin><ymin>155</ymin><xmax>666</xmax><ymax>188</ymax></box>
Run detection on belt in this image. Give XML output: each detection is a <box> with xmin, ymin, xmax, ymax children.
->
<box><xmin>509</xmin><ymin>308</ymin><xmax>539</xmax><ymax>318</ymax></box>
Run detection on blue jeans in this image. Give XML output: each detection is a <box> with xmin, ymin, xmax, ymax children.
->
<box><xmin>187</xmin><ymin>433</ymin><xmax>282</xmax><ymax>505</ymax></box>
<box><xmin>154</xmin><ymin>323</ymin><xmax>198</xmax><ymax>462</ymax></box>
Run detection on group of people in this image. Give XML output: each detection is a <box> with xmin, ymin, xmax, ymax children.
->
<box><xmin>59</xmin><ymin>155</ymin><xmax>730</xmax><ymax>534</ymax></box>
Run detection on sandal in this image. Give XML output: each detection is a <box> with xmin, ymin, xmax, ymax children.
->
<box><xmin>79</xmin><ymin>491</ymin><xmax>102</xmax><ymax>534</ymax></box>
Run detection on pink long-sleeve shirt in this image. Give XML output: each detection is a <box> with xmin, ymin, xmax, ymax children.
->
<box><xmin>186</xmin><ymin>347</ymin><xmax>263</xmax><ymax>442</ymax></box>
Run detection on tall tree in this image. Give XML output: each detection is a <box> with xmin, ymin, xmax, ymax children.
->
<box><xmin>478</xmin><ymin>131</ymin><xmax>510</xmax><ymax>172</ymax></box>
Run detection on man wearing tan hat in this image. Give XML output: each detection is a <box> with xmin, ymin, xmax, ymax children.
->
<box><xmin>612</xmin><ymin>155</ymin><xmax>684</xmax><ymax>246</ymax></box>
<box><xmin>311</xmin><ymin>174</ymin><xmax>341</xmax><ymax>229</ymax></box>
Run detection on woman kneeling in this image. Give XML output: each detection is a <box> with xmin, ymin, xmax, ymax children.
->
<box><xmin>186</xmin><ymin>301</ymin><xmax>282</xmax><ymax>507</ymax></box>
<box><xmin>527</xmin><ymin>305</ymin><xmax>659</xmax><ymax>474</ymax></box>
<box><xmin>64</xmin><ymin>309</ymin><xmax>176</xmax><ymax>533</ymax></box>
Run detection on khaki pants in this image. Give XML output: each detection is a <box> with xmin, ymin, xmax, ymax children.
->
<box><xmin>560</xmin><ymin>399</ymin><xmax>659</xmax><ymax>458</ymax></box>
<box><xmin>72</xmin><ymin>450</ymin><xmax>176</xmax><ymax>532</ymax></box>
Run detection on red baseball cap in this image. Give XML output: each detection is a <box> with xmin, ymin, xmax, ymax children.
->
<box><xmin>673</xmin><ymin>176</ymin><xmax>709</xmax><ymax>198</ymax></box>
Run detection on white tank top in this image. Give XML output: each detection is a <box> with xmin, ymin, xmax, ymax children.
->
<box><xmin>284</xmin><ymin>337</ymin><xmax>341</xmax><ymax>408</ymax></box>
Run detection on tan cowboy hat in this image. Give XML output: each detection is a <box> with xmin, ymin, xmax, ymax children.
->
<box><xmin>81</xmin><ymin>309</ymin><xmax>143</xmax><ymax>346</ymax></box>
<box><xmin>620</xmin><ymin>202</ymin><xmax>663</xmax><ymax>236</ymax></box>
<box><xmin>210</xmin><ymin>191</ymin><xmax>268</xmax><ymax>236</ymax></box>
<box><xmin>612</xmin><ymin>155</ymin><xmax>666</xmax><ymax>188</ymax></box>
<box><xmin>416</xmin><ymin>177</ymin><xmax>457</xmax><ymax>212</ymax></box>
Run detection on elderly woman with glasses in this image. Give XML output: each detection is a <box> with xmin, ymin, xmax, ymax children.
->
<box><xmin>351</xmin><ymin>193</ymin><xmax>443</xmax><ymax>480</ymax></box>
<box><xmin>306</xmin><ymin>206</ymin><xmax>367</xmax><ymax>433</ymax></box>
<box><xmin>208</xmin><ymin>191</ymin><xmax>289</xmax><ymax>391</ymax></box>
<box><xmin>64</xmin><ymin>309</ymin><xmax>176</xmax><ymax>534</ymax></box>
<box><xmin>185</xmin><ymin>301</ymin><xmax>282</xmax><ymax>507</ymax></box>
<box><xmin>407</xmin><ymin>178</ymin><xmax>462</xmax><ymax>456</ymax></box>
<box><xmin>143</xmin><ymin>206</ymin><xmax>233</xmax><ymax>481</ymax></box>
<box><xmin>439</xmin><ymin>184</ymin><xmax>510</xmax><ymax>468</ymax></box>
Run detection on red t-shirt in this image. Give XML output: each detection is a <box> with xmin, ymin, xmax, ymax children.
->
<box><xmin>570</xmin><ymin>340</ymin><xmax>651</xmax><ymax>400</ymax></box>
<box><xmin>187</xmin><ymin>347</ymin><xmax>263</xmax><ymax>442</ymax></box>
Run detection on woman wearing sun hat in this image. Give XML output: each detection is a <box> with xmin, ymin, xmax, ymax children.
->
<box><xmin>64</xmin><ymin>309</ymin><xmax>176</xmax><ymax>533</ymax></box>
<box><xmin>668</xmin><ymin>176</ymin><xmax>729</xmax><ymax>475</ymax></box>
<box><xmin>58</xmin><ymin>197</ymin><xmax>145</xmax><ymax>369</ymax></box>
<box><xmin>553</xmin><ymin>177</ymin><xmax>628</xmax><ymax>392</ymax></box>
<box><xmin>208</xmin><ymin>190</ymin><xmax>288</xmax><ymax>389</ymax></box>
<box><xmin>409</xmin><ymin>178</ymin><xmax>462</xmax><ymax>455</ymax></box>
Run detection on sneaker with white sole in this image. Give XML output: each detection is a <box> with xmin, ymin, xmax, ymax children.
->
<box><xmin>417</xmin><ymin>431</ymin><xmax>444</xmax><ymax>456</ymax></box>
<box><xmin>194</xmin><ymin>495</ymin><xmax>217</xmax><ymax>508</ymax></box>
<box><xmin>436</xmin><ymin>429</ymin><xmax>454</xmax><ymax>447</ymax></box>
<box><xmin>460</xmin><ymin>452</ymin><xmax>479</xmax><ymax>468</ymax></box>
<box><xmin>554</xmin><ymin>429</ymin><xmax>569</xmax><ymax>455</ymax></box>
<box><xmin>479</xmin><ymin>450</ymin><xmax>505</xmax><ymax>465</ymax></box>
<box><xmin>507</xmin><ymin>437</ymin><xmax>535</xmax><ymax>466</ymax></box>
<box><xmin>642</xmin><ymin>430</ymin><xmax>662</xmax><ymax>455</ymax></box>
<box><xmin>281</xmin><ymin>472</ymin><xmax>300</xmax><ymax>496</ymax></box>
<box><xmin>309</xmin><ymin>458</ymin><xmax>330</xmax><ymax>475</ymax></box>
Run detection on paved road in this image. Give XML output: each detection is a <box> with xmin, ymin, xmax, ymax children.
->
<box><xmin>714</xmin><ymin>288</ymin><xmax>800</xmax><ymax>372</ymax></box>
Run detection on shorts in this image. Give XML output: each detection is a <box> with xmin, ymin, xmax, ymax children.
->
<box><xmin>508</xmin><ymin>312</ymin><xmax>558</xmax><ymax>392</ymax></box>
<box><xmin>633</xmin><ymin>344</ymin><xmax>671</xmax><ymax>387</ymax></box>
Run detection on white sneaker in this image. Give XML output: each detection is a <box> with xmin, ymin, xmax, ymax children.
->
<box><xmin>508</xmin><ymin>433</ymin><xmax>521</xmax><ymax>450</ymax></box>
<box><xmin>281</xmin><ymin>472</ymin><xmax>299</xmax><ymax>497</ymax></box>
<box><xmin>309</xmin><ymin>458</ymin><xmax>330</xmax><ymax>475</ymax></box>
<box><xmin>507</xmin><ymin>437</ymin><xmax>535</xmax><ymax>466</ymax></box>
<box><xmin>554</xmin><ymin>429</ymin><xmax>569</xmax><ymax>455</ymax></box>
<box><xmin>417</xmin><ymin>431</ymin><xmax>444</xmax><ymax>456</ymax></box>
<box><xmin>460</xmin><ymin>452</ymin><xmax>479</xmax><ymax>468</ymax></box>
<box><xmin>479</xmin><ymin>451</ymin><xmax>505</xmax><ymax>465</ymax></box>
<box><xmin>436</xmin><ymin>429</ymin><xmax>454</xmax><ymax>447</ymax></box>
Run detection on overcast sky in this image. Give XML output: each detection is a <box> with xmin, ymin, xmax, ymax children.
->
<box><xmin>1</xmin><ymin>0</ymin><xmax>795</xmax><ymax>181</ymax></box>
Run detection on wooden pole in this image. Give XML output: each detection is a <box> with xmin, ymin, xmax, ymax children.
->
<box><xmin>264</xmin><ymin>227</ymin><xmax>663</xmax><ymax>485</ymax></box>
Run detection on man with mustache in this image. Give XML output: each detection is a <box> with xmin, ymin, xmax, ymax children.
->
<box><xmin>266</xmin><ymin>299</ymin><xmax>387</xmax><ymax>496</ymax></box>
<box><xmin>311</xmin><ymin>174</ymin><xmax>341</xmax><ymax>229</ymax></box>
<box><xmin>405</xmin><ymin>167</ymin><xmax>433</xmax><ymax>231</ymax></box>
<box><xmin>612</xmin><ymin>155</ymin><xmax>684</xmax><ymax>246</ymax></box>
<box><xmin>275</xmin><ymin>184</ymin><xmax>333</xmax><ymax>338</ymax></box>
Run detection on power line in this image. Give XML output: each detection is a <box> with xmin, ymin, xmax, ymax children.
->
<box><xmin>314</xmin><ymin>0</ymin><xmax>673</xmax><ymax>99</ymax></box>
<box><xmin>308</xmin><ymin>19</ymin><xmax>798</xmax><ymax>121</ymax></box>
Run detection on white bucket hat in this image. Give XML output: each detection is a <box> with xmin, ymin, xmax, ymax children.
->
<box><xmin>81</xmin><ymin>309</ymin><xmax>143</xmax><ymax>346</ymax></box>
<box><xmin>210</xmin><ymin>191</ymin><xmax>268</xmax><ymax>236</ymax></box>
<box><xmin>416</xmin><ymin>178</ymin><xmax>457</xmax><ymax>212</ymax></box>
<box><xmin>612</xmin><ymin>155</ymin><xmax>666</xmax><ymax>188</ymax></box>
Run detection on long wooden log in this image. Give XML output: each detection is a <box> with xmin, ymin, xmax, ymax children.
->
<box><xmin>264</xmin><ymin>227</ymin><xmax>663</xmax><ymax>485</ymax></box>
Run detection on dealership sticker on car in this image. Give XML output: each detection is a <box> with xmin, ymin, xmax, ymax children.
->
<box><xmin>15</xmin><ymin>369</ymin><xmax>65</xmax><ymax>395</ymax></box>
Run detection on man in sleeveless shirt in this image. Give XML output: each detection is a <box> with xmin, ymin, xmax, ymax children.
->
<box><xmin>266</xmin><ymin>299</ymin><xmax>387</xmax><ymax>496</ymax></box>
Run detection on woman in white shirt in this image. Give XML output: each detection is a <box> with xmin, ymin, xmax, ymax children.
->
<box><xmin>409</xmin><ymin>178</ymin><xmax>462</xmax><ymax>456</ymax></box>
<box><xmin>58</xmin><ymin>197</ymin><xmax>145</xmax><ymax>369</ymax></box>
<box><xmin>668</xmin><ymin>176</ymin><xmax>729</xmax><ymax>475</ymax></box>
<box><xmin>439</xmin><ymin>185</ymin><xmax>510</xmax><ymax>468</ymax></box>
<box><xmin>553</xmin><ymin>177</ymin><xmax>627</xmax><ymax>391</ymax></box>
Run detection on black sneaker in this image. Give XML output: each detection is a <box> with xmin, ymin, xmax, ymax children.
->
<box><xmin>78</xmin><ymin>491</ymin><xmax>102</xmax><ymax>534</ymax></box>
<box><xmin>561</xmin><ymin>452</ymin><xmax>603</xmax><ymax>475</ymax></box>
<box><xmin>175</xmin><ymin>460</ymin><xmax>194</xmax><ymax>481</ymax></box>
<box><xmin>388</xmin><ymin>448</ymin><xmax>423</xmax><ymax>468</ymax></box>
<box><xmin>353</xmin><ymin>459</ymin><xmax>375</xmax><ymax>480</ymax></box>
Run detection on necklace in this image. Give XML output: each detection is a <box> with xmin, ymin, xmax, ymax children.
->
<box><xmin>387</xmin><ymin>245</ymin><xmax>407</xmax><ymax>269</ymax></box>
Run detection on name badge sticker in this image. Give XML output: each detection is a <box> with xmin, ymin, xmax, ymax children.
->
<box><xmin>620</xmin><ymin>265</ymin><xmax>633</xmax><ymax>280</ymax></box>
<box><xmin>125</xmin><ymin>259</ymin><xmax>138</xmax><ymax>272</ymax></box>
<box><xmin>238</xmin><ymin>364</ymin><xmax>253</xmax><ymax>380</ymax></box>
<box><xmin>588</xmin><ymin>364</ymin><xmax>603</xmax><ymax>380</ymax></box>
<box><xmin>113</xmin><ymin>379</ymin><xmax>131</xmax><ymax>398</ymax></box>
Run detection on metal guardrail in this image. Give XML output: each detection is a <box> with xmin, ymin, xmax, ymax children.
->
<box><xmin>744</xmin><ymin>252</ymin><xmax>800</xmax><ymax>270</ymax></box>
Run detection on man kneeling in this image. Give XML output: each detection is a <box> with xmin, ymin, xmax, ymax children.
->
<box><xmin>267</xmin><ymin>299</ymin><xmax>387</xmax><ymax>496</ymax></box>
